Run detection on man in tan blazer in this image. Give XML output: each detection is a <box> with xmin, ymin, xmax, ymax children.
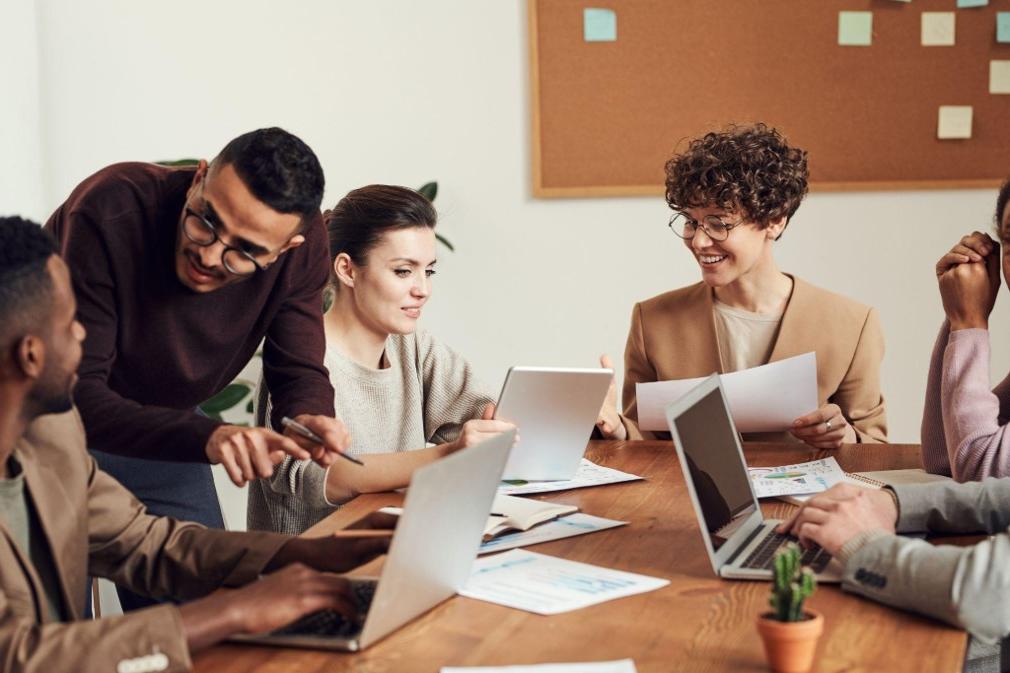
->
<box><xmin>0</xmin><ymin>217</ymin><xmax>390</xmax><ymax>673</ymax></box>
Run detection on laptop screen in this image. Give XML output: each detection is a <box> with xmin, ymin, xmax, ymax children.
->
<box><xmin>670</xmin><ymin>384</ymin><xmax>757</xmax><ymax>551</ymax></box>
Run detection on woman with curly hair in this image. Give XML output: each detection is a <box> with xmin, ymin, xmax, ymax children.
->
<box><xmin>596</xmin><ymin>124</ymin><xmax>887</xmax><ymax>448</ymax></box>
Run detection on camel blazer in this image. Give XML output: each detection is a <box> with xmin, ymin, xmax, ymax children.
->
<box><xmin>0</xmin><ymin>410</ymin><xmax>291</xmax><ymax>673</ymax></box>
<box><xmin>621</xmin><ymin>277</ymin><xmax>887</xmax><ymax>443</ymax></box>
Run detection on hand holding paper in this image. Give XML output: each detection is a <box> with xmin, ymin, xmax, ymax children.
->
<box><xmin>635</xmin><ymin>353</ymin><xmax>818</xmax><ymax>434</ymax></box>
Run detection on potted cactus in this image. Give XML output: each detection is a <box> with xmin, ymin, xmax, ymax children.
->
<box><xmin>756</xmin><ymin>543</ymin><xmax>823</xmax><ymax>673</ymax></box>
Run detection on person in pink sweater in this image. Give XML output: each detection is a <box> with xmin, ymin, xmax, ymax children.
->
<box><xmin>922</xmin><ymin>180</ymin><xmax>1010</xmax><ymax>480</ymax></box>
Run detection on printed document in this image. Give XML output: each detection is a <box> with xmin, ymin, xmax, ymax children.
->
<box><xmin>460</xmin><ymin>549</ymin><xmax>668</xmax><ymax>615</ymax></box>
<box><xmin>442</xmin><ymin>661</ymin><xmax>637</xmax><ymax>673</ymax></box>
<box><xmin>747</xmin><ymin>457</ymin><xmax>847</xmax><ymax>498</ymax></box>
<box><xmin>479</xmin><ymin>513</ymin><xmax>627</xmax><ymax>555</ymax></box>
<box><xmin>498</xmin><ymin>459</ymin><xmax>642</xmax><ymax>496</ymax></box>
<box><xmin>636</xmin><ymin>352</ymin><xmax>817</xmax><ymax>432</ymax></box>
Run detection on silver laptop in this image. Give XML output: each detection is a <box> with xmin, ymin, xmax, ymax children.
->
<box><xmin>494</xmin><ymin>366</ymin><xmax>613</xmax><ymax>481</ymax></box>
<box><xmin>236</xmin><ymin>428</ymin><xmax>516</xmax><ymax>651</ymax></box>
<box><xmin>665</xmin><ymin>375</ymin><xmax>842</xmax><ymax>582</ymax></box>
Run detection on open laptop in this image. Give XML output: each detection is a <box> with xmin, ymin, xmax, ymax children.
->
<box><xmin>235</xmin><ymin>428</ymin><xmax>516</xmax><ymax>651</ymax></box>
<box><xmin>665</xmin><ymin>375</ymin><xmax>842</xmax><ymax>582</ymax></box>
<box><xmin>493</xmin><ymin>366</ymin><xmax>613</xmax><ymax>481</ymax></box>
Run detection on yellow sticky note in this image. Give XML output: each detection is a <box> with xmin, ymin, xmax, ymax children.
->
<box><xmin>937</xmin><ymin>106</ymin><xmax>973</xmax><ymax>139</ymax></box>
<box><xmin>922</xmin><ymin>12</ymin><xmax>956</xmax><ymax>46</ymax></box>
<box><xmin>991</xmin><ymin>60</ymin><xmax>1010</xmax><ymax>94</ymax></box>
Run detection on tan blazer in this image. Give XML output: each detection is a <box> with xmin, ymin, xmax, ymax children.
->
<box><xmin>0</xmin><ymin>410</ymin><xmax>291</xmax><ymax>673</ymax></box>
<box><xmin>621</xmin><ymin>277</ymin><xmax>887</xmax><ymax>443</ymax></box>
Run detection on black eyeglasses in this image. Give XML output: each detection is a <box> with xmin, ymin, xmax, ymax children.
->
<box><xmin>668</xmin><ymin>212</ymin><xmax>742</xmax><ymax>242</ymax></box>
<box><xmin>182</xmin><ymin>207</ymin><xmax>267</xmax><ymax>277</ymax></box>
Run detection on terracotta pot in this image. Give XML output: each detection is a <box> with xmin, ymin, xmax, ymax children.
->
<box><xmin>756</xmin><ymin>609</ymin><xmax>824</xmax><ymax>673</ymax></box>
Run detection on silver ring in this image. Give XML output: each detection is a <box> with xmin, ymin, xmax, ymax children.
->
<box><xmin>825</xmin><ymin>420</ymin><xmax>833</xmax><ymax>431</ymax></box>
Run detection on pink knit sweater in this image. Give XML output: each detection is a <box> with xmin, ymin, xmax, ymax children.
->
<box><xmin>922</xmin><ymin>321</ymin><xmax>1010</xmax><ymax>480</ymax></box>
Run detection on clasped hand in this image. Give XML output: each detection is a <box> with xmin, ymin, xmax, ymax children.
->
<box><xmin>936</xmin><ymin>231</ymin><xmax>1001</xmax><ymax>331</ymax></box>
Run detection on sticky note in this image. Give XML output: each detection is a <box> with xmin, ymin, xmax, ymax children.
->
<box><xmin>922</xmin><ymin>12</ymin><xmax>956</xmax><ymax>46</ymax></box>
<box><xmin>991</xmin><ymin>61</ymin><xmax>1010</xmax><ymax>94</ymax></box>
<box><xmin>957</xmin><ymin>0</ymin><xmax>988</xmax><ymax>7</ymax></box>
<box><xmin>998</xmin><ymin>13</ymin><xmax>1010</xmax><ymax>43</ymax></box>
<box><xmin>937</xmin><ymin>106</ymin><xmax>973</xmax><ymax>139</ymax></box>
<box><xmin>583</xmin><ymin>8</ymin><xmax>616</xmax><ymax>42</ymax></box>
<box><xmin>838</xmin><ymin>11</ymin><xmax>873</xmax><ymax>46</ymax></box>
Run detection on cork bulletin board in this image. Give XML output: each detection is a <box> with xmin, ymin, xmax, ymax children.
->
<box><xmin>529</xmin><ymin>0</ymin><xmax>1010</xmax><ymax>197</ymax></box>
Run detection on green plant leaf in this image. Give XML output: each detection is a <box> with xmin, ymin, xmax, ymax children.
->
<box><xmin>246</xmin><ymin>399</ymin><xmax>254</xmax><ymax>414</ymax></box>
<box><xmin>435</xmin><ymin>233</ymin><xmax>455</xmax><ymax>251</ymax></box>
<box><xmin>199</xmin><ymin>383</ymin><xmax>253</xmax><ymax>414</ymax></box>
<box><xmin>417</xmin><ymin>181</ymin><xmax>438</xmax><ymax>201</ymax></box>
<box><xmin>154</xmin><ymin>158</ymin><xmax>201</xmax><ymax>166</ymax></box>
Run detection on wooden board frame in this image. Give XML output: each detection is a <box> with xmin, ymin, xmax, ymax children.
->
<box><xmin>529</xmin><ymin>0</ymin><xmax>1010</xmax><ymax>198</ymax></box>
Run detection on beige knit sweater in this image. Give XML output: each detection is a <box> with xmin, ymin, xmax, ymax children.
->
<box><xmin>247</xmin><ymin>330</ymin><xmax>493</xmax><ymax>534</ymax></box>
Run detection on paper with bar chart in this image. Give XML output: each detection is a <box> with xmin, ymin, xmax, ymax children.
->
<box><xmin>460</xmin><ymin>549</ymin><xmax>668</xmax><ymax>614</ymax></box>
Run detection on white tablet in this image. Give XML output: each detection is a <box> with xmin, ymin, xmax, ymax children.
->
<box><xmin>493</xmin><ymin>366</ymin><xmax>614</xmax><ymax>481</ymax></box>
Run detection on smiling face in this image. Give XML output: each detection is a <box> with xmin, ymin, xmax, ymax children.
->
<box><xmin>681</xmin><ymin>205</ymin><xmax>785</xmax><ymax>289</ymax></box>
<box><xmin>175</xmin><ymin>161</ymin><xmax>304</xmax><ymax>293</ymax></box>
<box><xmin>337</xmin><ymin>226</ymin><xmax>437</xmax><ymax>336</ymax></box>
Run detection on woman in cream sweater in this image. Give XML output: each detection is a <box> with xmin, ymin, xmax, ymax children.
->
<box><xmin>248</xmin><ymin>185</ymin><xmax>512</xmax><ymax>534</ymax></box>
<box><xmin>597</xmin><ymin>124</ymin><xmax>887</xmax><ymax>448</ymax></box>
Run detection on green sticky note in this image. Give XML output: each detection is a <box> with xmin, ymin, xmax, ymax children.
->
<box><xmin>584</xmin><ymin>8</ymin><xmax>617</xmax><ymax>42</ymax></box>
<box><xmin>998</xmin><ymin>13</ymin><xmax>1010</xmax><ymax>43</ymax></box>
<box><xmin>838</xmin><ymin>11</ymin><xmax>873</xmax><ymax>46</ymax></box>
<box><xmin>957</xmin><ymin>0</ymin><xmax>988</xmax><ymax>7</ymax></box>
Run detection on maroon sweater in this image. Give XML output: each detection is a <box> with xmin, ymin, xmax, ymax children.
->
<box><xmin>45</xmin><ymin>162</ymin><xmax>335</xmax><ymax>462</ymax></box>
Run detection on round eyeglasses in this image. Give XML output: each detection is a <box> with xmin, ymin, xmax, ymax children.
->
<box><xmin>182</xmin><ymin>208</ymin><xmax>266</xmax><ymax>277</ymax></box>
<box><xmin>668</xmin><ymin>212</ymin><xmax>742</xmax><ymax>242</ymax></box>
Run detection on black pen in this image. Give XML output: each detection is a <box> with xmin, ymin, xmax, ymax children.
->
<box><xmin>281</xmin><ymin>416</ymin><xmax>365</xmax><ymax>466</ymax></box>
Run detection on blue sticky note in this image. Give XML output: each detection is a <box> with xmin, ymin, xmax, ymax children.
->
<box><xmin>998</xmin><ymin>13</ymin><xmax>1010</xmax><ymax>43</ymax></box>
<box><xmin>838</xmin><ymin>11</ymin><xmax>872</xmax><ymax>46</ymax></box>
<box><xmin>958</xmin><ymin>0</ymin><xmax>988</xmax><ymax>7</ymax></box>
<box><xmin>584</xmin><ymin>8</ymin><xmax>617</xmax><ymax>42</ymax></box>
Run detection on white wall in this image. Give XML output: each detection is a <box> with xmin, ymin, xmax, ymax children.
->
<box><xmin>0</xmin><ymin>0</ymin><xmax>45</xmax><ymax>220</ymax></box>
<box><xmin>7</xmin><ymin>1</ymin><xmax>1010</xmax><ymax>534</ymax></box>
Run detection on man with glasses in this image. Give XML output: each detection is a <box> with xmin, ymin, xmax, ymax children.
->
<box><xmin>595</xmin><ymin>123</ymin><xmax>887</xmax><ymax>447</ymax></box>
<box><xmin>45</xmin><ymin>128</ymin><xmax>347</xmax><ymax>610</ymax></box>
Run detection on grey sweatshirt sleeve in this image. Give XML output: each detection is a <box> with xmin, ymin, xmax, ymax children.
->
<box><xmin>841</xmin><ymin>477</ymin><xmax>1010</xmax><ymax>643</ymax></box>
<box><xmin>414</xmin><ymin>332</ymin><xmax>495</xmax><ymax>445</ymax></box>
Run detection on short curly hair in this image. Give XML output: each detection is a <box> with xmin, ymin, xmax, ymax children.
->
<box><xmin>664</xmin><ymin>124</ymin><xmax>809</xmax><ymax>230</ymax></box>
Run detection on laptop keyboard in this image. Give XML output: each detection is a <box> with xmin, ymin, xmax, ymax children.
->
<box><xmin>273</xmin><ymin>581</ymin><xmax>377</xmax><ymax>638</ymax></box>
<box><xmin>741</xmin><ymin>531</ymin><xmax>831</xmax><ymax>573</ymax></box>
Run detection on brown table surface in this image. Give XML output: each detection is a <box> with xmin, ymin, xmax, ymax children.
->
<box><xmin>193</xmin><ymin>441</ymin><xmax>968</xmax><ymax>673</ymax></box>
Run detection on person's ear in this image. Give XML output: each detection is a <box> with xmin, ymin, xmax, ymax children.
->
<box><xmin>14</xmin><ymin>335</ymin><xmax>46</xmax><ymax>381</ymax></box>
<box><xmin>279</xmin><ymin>234</ymin><xmax>305</xmax><ymax>254</ymax></box>
<box><xmin>334</xmin><ymin>253</ymin><xmax>356</xmax><ymax>289</ymax></box>
<box><xmin>766</xmin><ymin>216</ymin><xmax>788</xmax><ymax>241</ymax></box>
<box><xmin>186</xmin><ymin>159</ymin><xmax>209</xmax><ymax>198</ymax></box>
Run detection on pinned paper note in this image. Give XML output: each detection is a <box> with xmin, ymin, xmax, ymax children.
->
<box><xmin>991</xmin><ymin>61</ymin><xmax>1010</xmax><ymax>94</ymax></box>
<box><xmin>998</xmin><ymin>13</ymin><xmax>1010</xmax><ymax>43</ymax></box>
<box><xmin>957</xmin><ymin>0</ymin><xmax>988</xmax><ymax>7</ymax></box>
<box><xmin>838</xmin><ymin>11</ymin><xmax>873</xmax><ymax>46</ymax></box>
<box><xmin>583</xmin><ymin>8</ymin><xmax>617</xmax><ymax>42</ymax></box>
<box><xmin>937</xmin><ymin>105</ymin><xmax>973</xmax><ymax>139</ymax></box>
<box><xmin>922</xmin><ymin>12</ymin><xmax>956</xmax><ymax>46</ymax></box>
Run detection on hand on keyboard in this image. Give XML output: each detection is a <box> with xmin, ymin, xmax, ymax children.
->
<box><xmin>776</xmin><ymin>483</ymin><xmax>898</xmax><ymax>555</ymax></box>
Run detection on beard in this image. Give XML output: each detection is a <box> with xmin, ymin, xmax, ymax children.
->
<box><xmin>29</xmin><ymin>374</ymin><xmax>74</xmax><ymax>417</ymax></box>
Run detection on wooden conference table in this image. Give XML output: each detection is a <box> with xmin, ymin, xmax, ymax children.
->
<box><xmin>194</xmin><ymin>441</ymin><xmax>968</xmax><ymax>673</ymax></box>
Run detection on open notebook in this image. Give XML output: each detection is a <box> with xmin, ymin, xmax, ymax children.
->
<box><xmin>483</xmin><ymin>494</ymin><xmax>577</xmax><ymax>540</ymax></box>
